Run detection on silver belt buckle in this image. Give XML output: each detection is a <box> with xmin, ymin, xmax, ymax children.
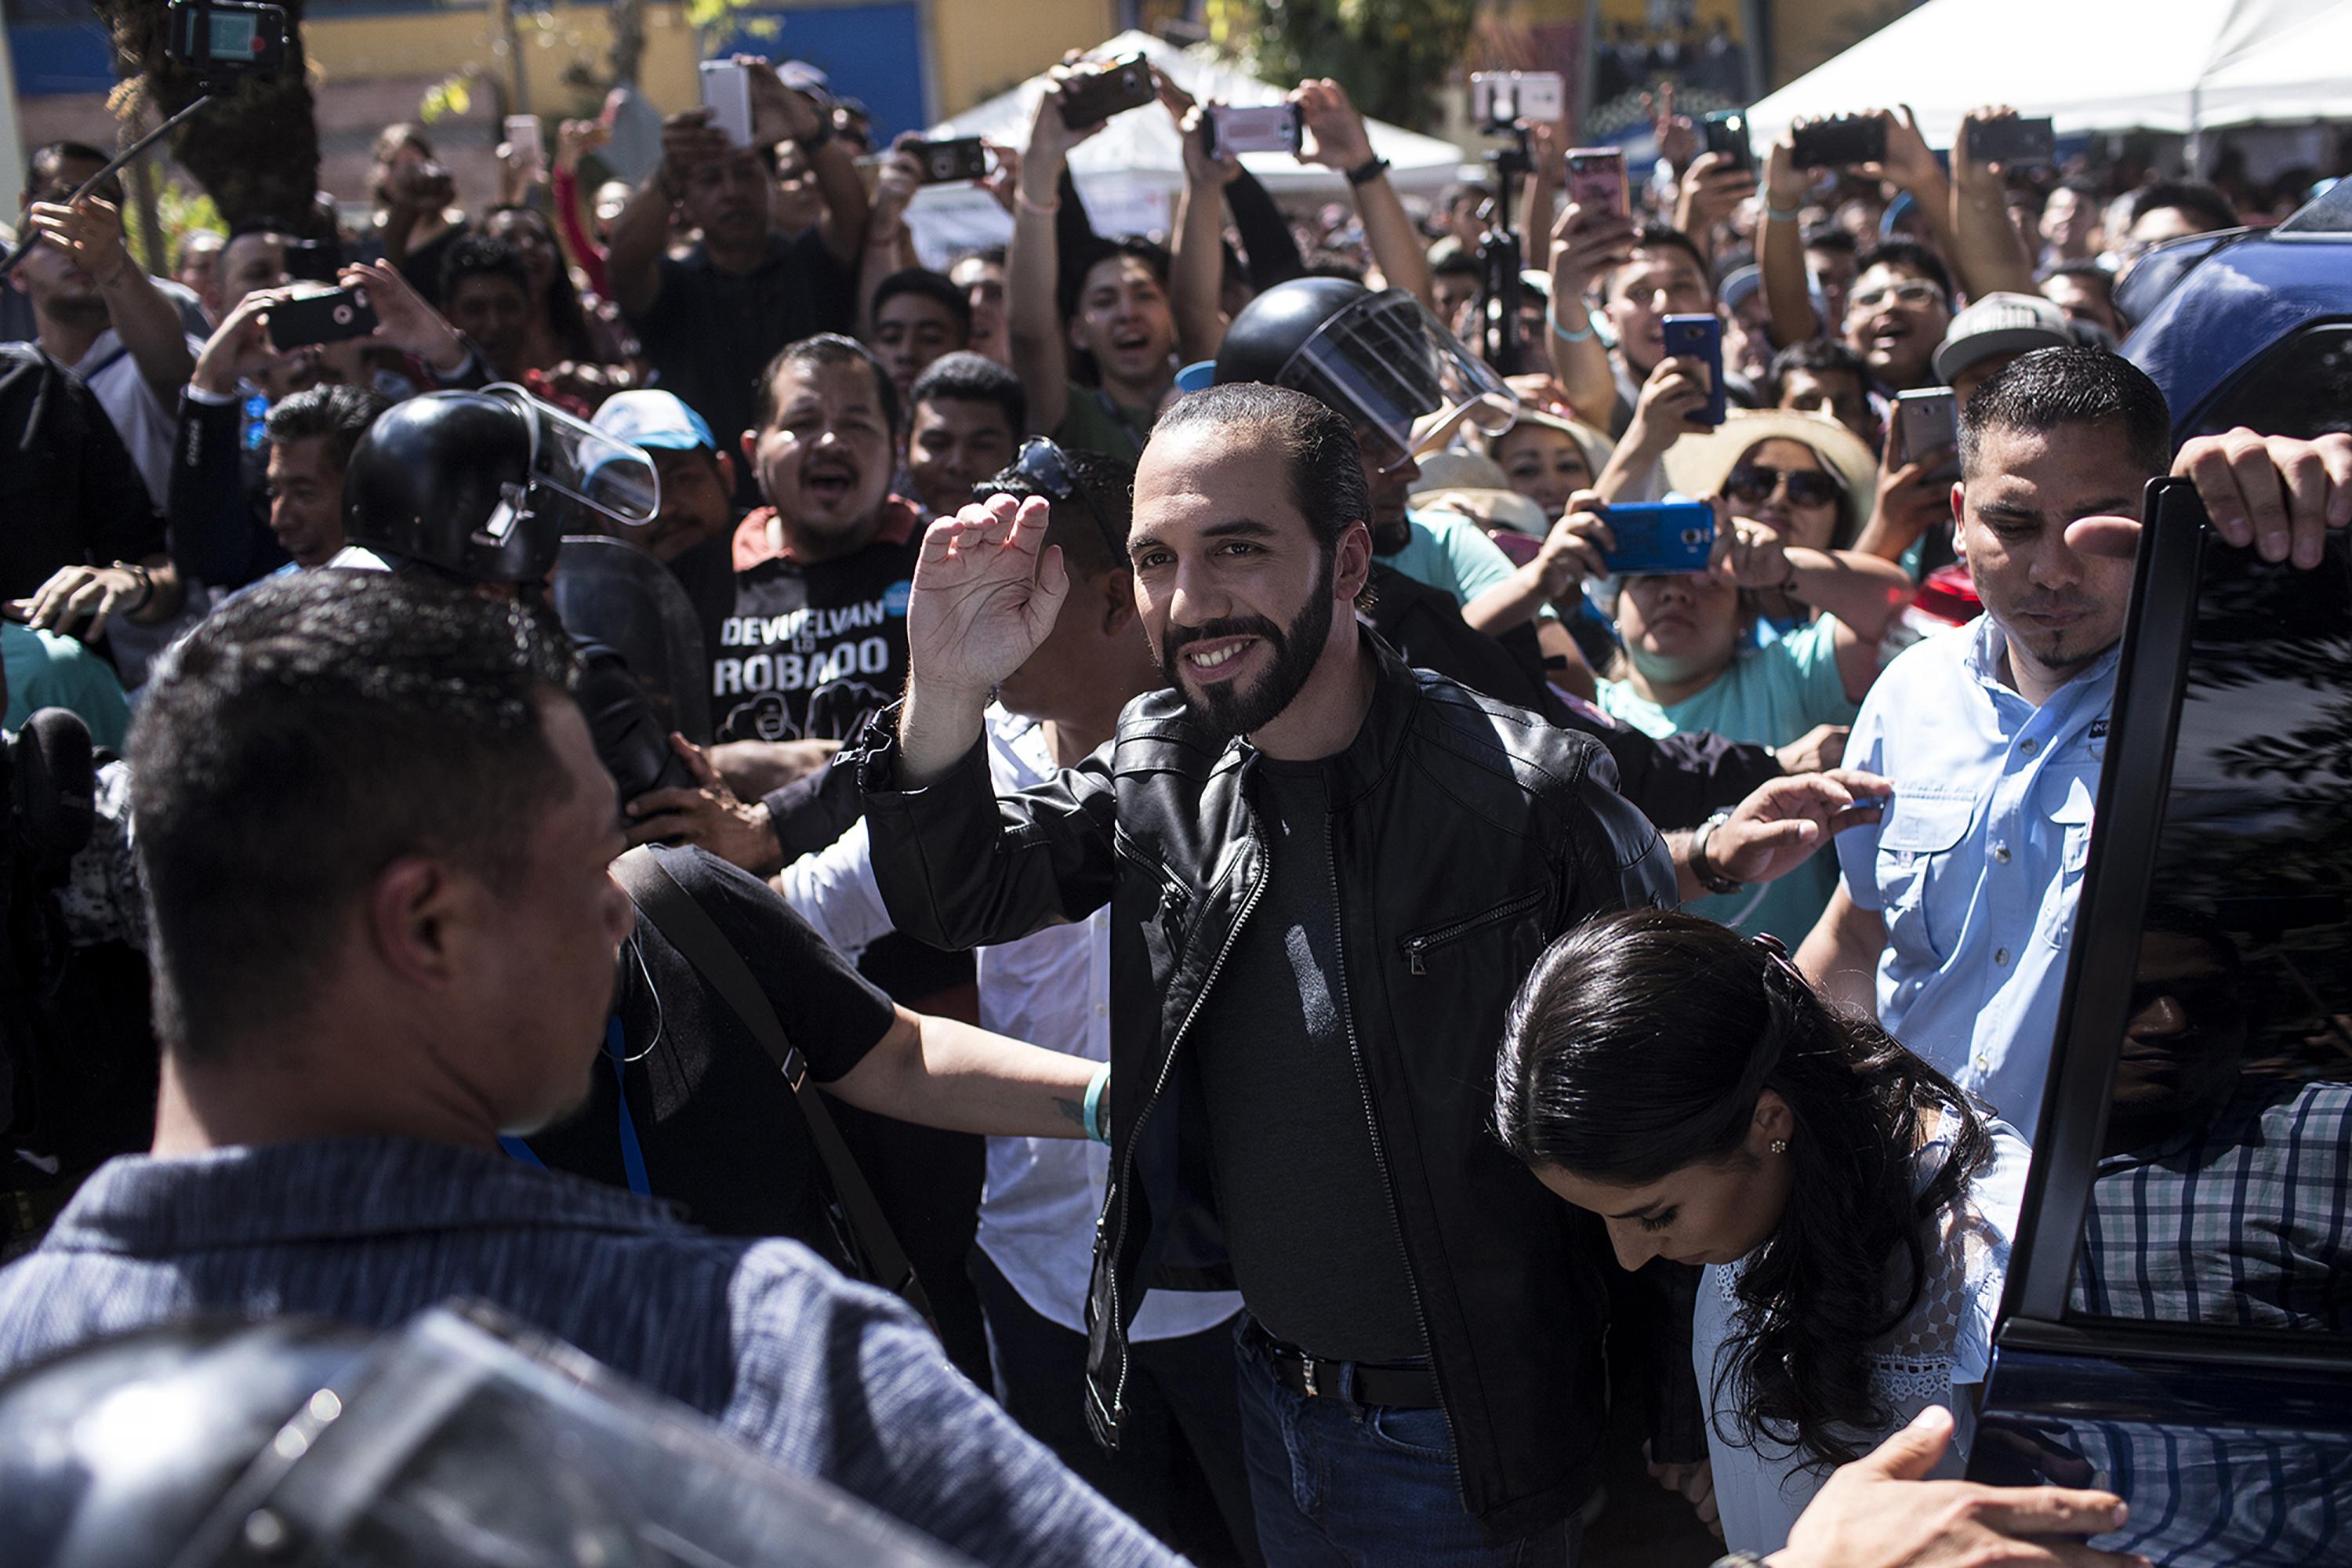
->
<box><xmin>1300</xmin><ymin>1357</ymin><xmax>1321</xmax><ymax>1397</ymax></box>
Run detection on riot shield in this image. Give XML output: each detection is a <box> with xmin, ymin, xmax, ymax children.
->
<box><xmin>552</xmin><ymin>535</ymin><xmax>713</xmax><ymax>746</ymax></box>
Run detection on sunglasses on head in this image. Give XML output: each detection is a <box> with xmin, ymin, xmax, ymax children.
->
<box><xmin>1726</xmin><ymin>462</ymin><xmax>1842</xmax><ymax>510</ymax></box>
<box><xmin>985</xmin><ymin>437</ymin><xmax>1123</xmax><ymax>560</ymax></box>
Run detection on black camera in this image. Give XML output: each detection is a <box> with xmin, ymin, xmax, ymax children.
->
<box><xmin>165</xmin><ymin>0</ymin><xmax>289</xmax><ymax>85</ymax></box>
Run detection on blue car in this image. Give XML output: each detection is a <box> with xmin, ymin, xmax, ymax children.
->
<box><xmin>1965</xmin><ymin>180</ymin><xmax>2352</xmax><ymax>1565</ymax></box>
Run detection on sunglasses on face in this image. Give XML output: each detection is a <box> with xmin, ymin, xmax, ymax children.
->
<box><xmin>1849</xmin><ymin>280</ymin><xmax>1946</xmax><ymax>311</ymax></box>
<box><xmin>1726</xmin><ymin>463</ymin><xmax>1841</xmax><ymax>509</ymax></box>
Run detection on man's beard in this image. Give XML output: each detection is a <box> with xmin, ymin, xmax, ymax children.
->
<box><xmin>1159</xmin><ymin>553</ymin><xmax>1335</xmax><ymax>739</ymax></box>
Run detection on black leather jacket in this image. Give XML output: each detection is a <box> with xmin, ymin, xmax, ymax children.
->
<box><xmin>858</xmin><ymin>637</ymin><xmax>1690</xmax><ymax>1540</ymax></box>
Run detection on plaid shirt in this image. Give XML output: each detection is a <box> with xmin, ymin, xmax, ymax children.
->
<box><xmin>2062</xmin><ymin>1078</ymin><xmax>2352</xmax><ymax>1566</ymax></box>
<box><xmin>0</xmin><ymin>1135</ymin><xmax>1175</xmax><ymax>1568</ymax></box>
<box><xmin>2073</xmin><ymin>1077</ymin><xmax>2352</xmax><ymax>1332</ymax></box>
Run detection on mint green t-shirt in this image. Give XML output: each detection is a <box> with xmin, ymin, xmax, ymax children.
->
<box><xmin>2</xmin><ymin>622</ymin><xmax>130</xmax><ymax>753</ymax></box>
<box><xmin>1380</xmin><ymin>508</ymin><xmax>1558</xmax><ymax>622</ymax></box>
<box><xmin>1599</xmin><ymin>616</ymin><xmax>1858</xmax><ymax>944</ymax></box>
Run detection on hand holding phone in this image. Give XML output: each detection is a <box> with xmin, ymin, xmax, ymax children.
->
<box><xmin>1969</xmin><ymin>114</ymin><xmax>2056</xmax><ymax>169</ymax></box>
<box><xmin>1058</xmin><ymin>54</ymin><xmax>1156</xmax><ymax>129</ymax></box>
<box><xmin>264</xmin><ymin>285</ymin><xmax>378</xmax><ymax>351</ymax></box>
<box><xmin>1598</xmin><ymin>502</ymin><xmax>1717</xmax><ymax>575</ymax></box>
<box><xmin>1790</xmin><ymin>114</ymin><xmax>1887</xmax><ymax>170</ymax></box>
<box><xmin>1206</xmin><ymin>103</ymin><xmax>1303</xmax><ymax>159</ymax></box>
<box><xmin>699</xmin><ymin>60</ymin><xmax>755</xmax><ymax>150</ymax></box>
<box><xmin>1894</xmin><ymin>388</ymin><xmax>1961</xmax><ymax>485</ymax></box>
<box><xmin>1661</xmin><ymin>315</ymin><xmax>1726</xmax><ymax>427</ymax></box>
<box><xmin>503</xmin><ymin>114</ymin><xmax>545</xmax><ymax>183</ymax></box>
<box><xmin>1564</xmin><ymin>147</ymin><xmax>1628</xmax><ymax>220</ymax></box>
<box><xmin>911</xmin><ymin>138</ymin><xmax>989</xmax><ymax>185</ymax></box>
<box><xmin>1702</xmin><ymin>111</ymin><xmax>1753</xmax><ymax>173</ymax></box>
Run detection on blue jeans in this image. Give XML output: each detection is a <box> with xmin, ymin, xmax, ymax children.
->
<box><xmin>1232</xmin><ymin>1319</ymin><xmax>1582</xmax><ymax>1567</ymax></box>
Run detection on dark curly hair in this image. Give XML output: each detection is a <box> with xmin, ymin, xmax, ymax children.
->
<box><xmin>1494</xmin><ymin>909</ymin><xmax>1991</xmax><ymax>1468</ymax></box>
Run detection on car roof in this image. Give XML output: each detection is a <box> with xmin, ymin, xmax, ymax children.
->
<box><xmin>2123</xmin><ymin>180</ymin><xmax>2352</xmax><ymax>432</ymax></box>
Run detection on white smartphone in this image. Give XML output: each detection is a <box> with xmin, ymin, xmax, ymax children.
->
<box><xmin>1207</xmin><ymin>104</ymin><xmax>1303</xmax><ymax>158</ymax></box>
<box><xmin>699</xmin><ymin>60</ymin><xmax>755</xmax><ymax>150</ymax></box>
<box><xmin>1469</xmin><ymin>71</ymin><xmax>1566</xmax><ymax>129</ymax></box>
<box><xmin>503</xmin><ymin>114</ymin><xmax>543</xmax><ymax>180</ymax></box>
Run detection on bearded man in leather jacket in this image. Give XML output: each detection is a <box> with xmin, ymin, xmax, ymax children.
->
<box><xmin>855</xmin><ymin>383</ymin><xmax>1686</xmax><ymax>1560</ymax></box>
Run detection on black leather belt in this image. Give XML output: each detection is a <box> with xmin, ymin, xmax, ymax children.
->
<box><xmin>1247</xmin><ymin>1322</ymin><xmax>1443</xmax><ymax>1409</ymax></box>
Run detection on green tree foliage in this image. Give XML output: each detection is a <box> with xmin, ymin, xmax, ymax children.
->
<box><xmin>1210</xmin><ymin>0</ymin><xmax>1476</xmax><ymax>131</ymax></box>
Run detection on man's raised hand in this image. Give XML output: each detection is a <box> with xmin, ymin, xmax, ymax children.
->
<box><xmin>907</xmin><ymin>494</ymin><xmax>1070</xmax><ymax>699</ymax></box>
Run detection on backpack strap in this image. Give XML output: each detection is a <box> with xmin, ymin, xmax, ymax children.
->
<box><xmin>610</xmin><ymin>847</ymin><xmax>933</xmax><ymax>1319</ymax></box>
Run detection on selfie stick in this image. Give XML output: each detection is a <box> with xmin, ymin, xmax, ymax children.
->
<box><xmin>1479</xmin><ymin>119</ymin><xmax>1534</xmax><ymax>371</ymax></box>
<box><xmin>0</xmin><ymin>93</ymin><xmax>217</xmax><ymax>285</ymax></box>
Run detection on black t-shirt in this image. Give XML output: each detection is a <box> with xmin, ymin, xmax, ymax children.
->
<box><xmin>0</xmin><ymin>346</ymin><xmax>168</xmax><ymax>598</ymax></box>
<box><xmin>627</xmin><ymin>231</ymin><xmax>857</xmax><ymax>506</ymax></box>
<box><xmin>522</xmin><ymin>844</ymin><xmax>895</xmax><ymax>1250</ymax></box>
<box><xmin>401</xmin><ymin>220</ymin><xmax>470</xmax><ymax>310</ymax></box>
<box><xmin>1193</xmin><ymin>758</ymin><xmax>1425</xmax><ymax>1363</ymax></box>
<box><xmin>713</xmin><ymin>508</ymin><xmax>920</xmax><ymax>746</ymax></box>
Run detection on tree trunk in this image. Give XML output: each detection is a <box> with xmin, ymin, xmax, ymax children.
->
<box><xmin>93</xmin><ymin>0</ymin><xmax>326</xmax><ymax>237</ymax></box>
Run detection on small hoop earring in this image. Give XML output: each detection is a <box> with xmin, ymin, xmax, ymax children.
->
<box><xmin>1769</xmin><ymin>1138</ymin><xmax>1789</xmax><ymax>1155</ymax></box>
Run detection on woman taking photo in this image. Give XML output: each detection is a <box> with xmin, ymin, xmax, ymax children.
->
<box><xmin>1494</xmin><ymin>910</ymin><xmax>2030</xmax><ymax>1555</ymax></box>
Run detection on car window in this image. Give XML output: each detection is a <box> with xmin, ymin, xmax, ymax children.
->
<box><xmin>2194</xmin><ymin>321</ymin><xmax>2352</xmax><ymax>441</ymax></box>
<box><xmin>2063</xmin><ymin>524</ymin><xmax>2352</xmax><ymax>1337</ymax></box>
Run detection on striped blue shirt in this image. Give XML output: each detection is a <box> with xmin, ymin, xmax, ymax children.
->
<box><xmin>0</xmin><ymin>1135</ymin><xmax>1178</xmax><ymax>1568</ymax></box>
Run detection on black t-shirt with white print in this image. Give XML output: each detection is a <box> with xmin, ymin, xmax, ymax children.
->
<box><xmin>713</xmin><ymin>500</ymin><xmax>921</xmax><ymax>746</ymax></box>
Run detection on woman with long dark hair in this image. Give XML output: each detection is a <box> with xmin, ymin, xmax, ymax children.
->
<box><xmin>480</xmin><ymin>204</ymin><xmax>636</xmax><ymax>400</ymax></box>
<box><xmin>1494</xmin><ymin>909</ymin><xmax>2030</xmax><ymax>1555</ymax></box>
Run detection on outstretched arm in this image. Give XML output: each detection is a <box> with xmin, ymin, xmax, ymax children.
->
<box><xmin>1546</xmin><ymin>200</ymin><xmax>1635</xmax><ymax>421</ymax></box>
<box><xmin>1298</xmin><ymin>78</ymin><xmax>1429</xmax><ymax>308</ymax></box>
<box><xmin>826</xmin><ymin>1005</ymin><xmax>1098</xmax><ymax>1139</ymax></box>
<box><xmin>1007</xmin><ymin>74</ymin><xmax>1105</xmax><ymax>437</ymax></box>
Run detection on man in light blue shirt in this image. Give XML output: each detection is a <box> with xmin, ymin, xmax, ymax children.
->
<box><xmin>1801</xmin><ymin>347</ymin><xmax>2350</xmax><ymax>1140</ymax></box>
<box><xmin>1802</xmin><ymin>349</ymin><xmax>2155</xmax><ymax>1139</ymax></box>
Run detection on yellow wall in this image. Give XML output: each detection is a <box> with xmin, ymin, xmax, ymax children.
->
<box><xmin>303</xmin><ymin>0</ymin><xmax>1117</xmax><ymax>128</ymax></box>
<box><xmin>927</xmin><ymin>0</ymin><xmax>1117</xmax><ymax>119</ymax></box>
<box><xmin>304</xmin><ymin>3</ymin><xmax>703</xmax><ymax>119</ymax></box>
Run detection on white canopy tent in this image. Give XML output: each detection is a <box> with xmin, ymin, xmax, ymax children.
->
<box><xmin>1743</xmin><ymin>0</ymin><xmax>2352</xmax><ymax>152</ymax></box>
<box><xmin>903</xmin><ymin>31</ymin><xmax>1468</xmax><ymax>266</ymax></box>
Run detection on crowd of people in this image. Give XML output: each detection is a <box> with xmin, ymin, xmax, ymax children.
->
<box><xmin>0</xmin><ymin>38</ymin><xmax>2347</xmax><ymax>1568</ymax></box>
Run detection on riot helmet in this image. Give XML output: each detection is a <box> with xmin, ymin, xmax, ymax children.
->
<box><xmin>340</xmin><ymin>384</ymin><xmax>659</xmax><ymax>584</ymax></box>
<box><xmin>0</xmin><ymin>1301</ymin><xmax>975</xmax><ymax>1568</ymax></box>
<box><xmin>1214</xmin><ymin>280</ymin><xmax>1516</xmax><ymax>459</ymax></box>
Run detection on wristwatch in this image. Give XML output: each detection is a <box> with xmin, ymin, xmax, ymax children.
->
<box><xmin>1690</xmin><ymin>809</ymin><xmax>1746</xmax><ymax>895</ymax></box>
<box><xmin>1345</xmin><ymin>155</ymin><xmax>1391</xmax><ymax>187</ymax></box>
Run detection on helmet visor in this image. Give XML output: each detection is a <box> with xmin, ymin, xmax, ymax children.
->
<box><xmin>171</xmin><ymin>1304</ymin><xmax>974</xmax><ymax>1568</ymax></box>
<box><xmin>1281</xmin><ymin>289</ymin><xmax>1517</xmax><ymax>468</ymax></box>
<box><xmin>482</xmin><ymin>383</ymin><xmax>662</xmax><ymax>528</ymax></box>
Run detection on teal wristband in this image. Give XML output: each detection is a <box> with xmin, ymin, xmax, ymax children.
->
<box><xmin>1083</xmin><ymin>1062</ymin><xmax>1112</xmax><ymax>1145</ymax></box>
<box><xmin>1547</xmin><ymin>298</ymin><xmax>1595</xmax><ymax>344</ymax></box>
<box><xmin>1765</xmin><ymin>201</ymin><xmax>1802</xmax><ymax>223</ymax></box>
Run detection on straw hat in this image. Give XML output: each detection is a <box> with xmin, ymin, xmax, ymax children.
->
<box><xmin>1407</xmin><ymin>449</ymin><xmax>1551</xmax><ymax>536</ymax></box>
<box><xmin>1657</xmin><ymin>409</ymin><xmax>1879</xmax><ymax>542</ymax></box>
<box><xmin>1482</xmin><ymin>407</ymin><xmax>1617</xmax><ymax>485</ymax></box>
